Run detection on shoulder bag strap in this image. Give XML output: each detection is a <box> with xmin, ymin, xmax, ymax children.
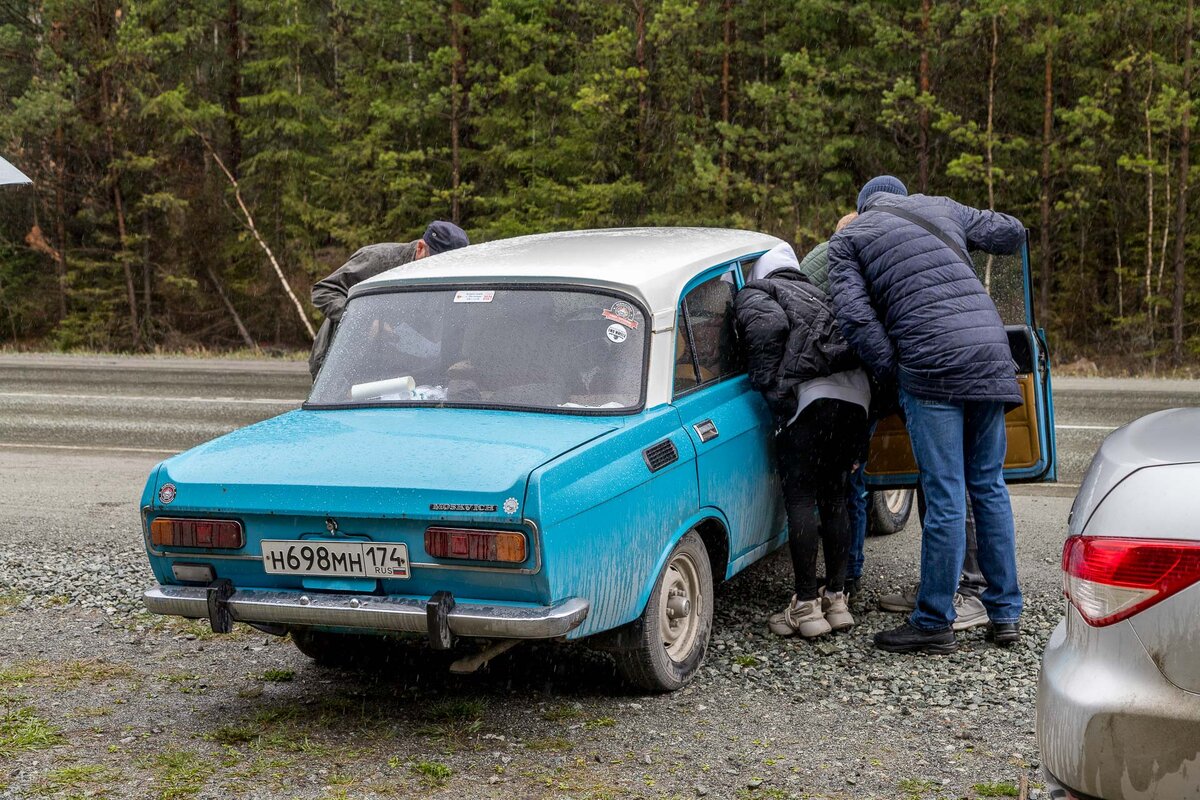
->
<box><xmin>866</xmin><ymin>203</ymin><xmax>974</xmax><ymax>268</ymax></box>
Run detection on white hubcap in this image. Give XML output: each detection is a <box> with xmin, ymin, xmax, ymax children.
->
<box><xmin>884</xmin><ymin>489</ymin><xmax>908</xmax><ymax>515</ymax></box>
<box><xmin>660</xmin><ymin>551</ymin><xmax>702</xmax><ymax>661</ymax></box>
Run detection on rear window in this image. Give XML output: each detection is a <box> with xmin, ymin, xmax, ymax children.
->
<box><xmin>308</xmin><ymin>288</ymin><xmax>647</xmax><ymax>413</ymax></box>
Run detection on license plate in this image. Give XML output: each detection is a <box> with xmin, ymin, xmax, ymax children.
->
<box><xmin>261</xmin><ymin>540</ymin><xmax>410</xmax><ymax>579</ymax></box>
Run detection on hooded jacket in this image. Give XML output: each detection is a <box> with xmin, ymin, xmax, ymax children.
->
<box><xmin>308</xmin><ymin>241</ymin><xmax>420</xmax><ymax>379</ymax></box>
<box><xmin>734</xmin><ymin>265</ymin><xmax>862</xmax><ymax>422</ymax></box>
<box><xmin>827</xmin><ymin>193</ymin><xmax>1025</xmax><ymax>406</ymax></box>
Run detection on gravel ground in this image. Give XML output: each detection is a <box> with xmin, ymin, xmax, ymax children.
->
<box><xmin>0</xmin><ymin>449</ymin><xmax>1067</xmax><ymax>800</ymax></box>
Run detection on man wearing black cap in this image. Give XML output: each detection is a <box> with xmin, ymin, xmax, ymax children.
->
<box><xmin>828</xmin><ymin>176</ymin><xmax>1026</xmax><ymax>655</ymax></box>
<box><xmin>308</xmin><ymin>221</ymin><xmax>469</xmax><ymax>379</ymax></box>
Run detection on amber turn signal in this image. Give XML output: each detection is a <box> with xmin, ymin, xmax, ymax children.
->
<box><xmin>425</xmin><ymin>527</ymin><xmax>527</xmax><ymax>563</ymax></box>
<box><xmin>151</xmin><ymin>517</ymin><xmax>244</xmax><ymax>549</ymax></box>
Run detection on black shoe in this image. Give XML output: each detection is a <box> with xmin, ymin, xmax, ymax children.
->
<box><xmin>844</xmin><ymin>578</ymin><xmax>860</xmax><ymax>599</ymax></box>
<box><xmin>873</xmin><ymin>621</ymin><xmax>958</xmax><ymax>654</ymax></box>
<box><xmin>985</xmin><ymin>621</ymin><xmax>1020</xmax><ymax>647</ymax></box>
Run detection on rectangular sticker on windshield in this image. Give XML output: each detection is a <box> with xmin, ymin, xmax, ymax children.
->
<box><xmin>454</xmin><ymin>290</ymin><xmax>495</xmax><ymax>303</ymax></box>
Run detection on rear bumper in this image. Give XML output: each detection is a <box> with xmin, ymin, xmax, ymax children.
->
<box><xmin>1036</xmin><ymin>606</ymin><xmax>1200</xmax><ymax>800</ymax></box>
<box><xmin>144</xmin><ymin>584</ymin><xmax>589</xmax><ymax>640</ymax></box>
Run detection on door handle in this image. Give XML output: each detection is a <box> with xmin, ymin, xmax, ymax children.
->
<box><xmin>693</xmin><ymin>419</ymin><xmax>719</xmax><ymax>443</ymax></box>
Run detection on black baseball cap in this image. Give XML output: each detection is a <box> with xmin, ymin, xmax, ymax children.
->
<box><xmin>423</xmin><ymin>220</ymin><xmax>470</xmax><ymax>255</ymax></box>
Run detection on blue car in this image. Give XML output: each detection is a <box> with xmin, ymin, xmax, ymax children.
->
<box><xmin>140</xmin><ymin>227</ymin><xmax>1055</xmax><ymax>691</ymax></box>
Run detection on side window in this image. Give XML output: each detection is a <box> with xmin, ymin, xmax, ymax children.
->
<box><xmin>674</xmin><ymin>271</ymin><xmax>743</xmax><ymax>396</ymax></box>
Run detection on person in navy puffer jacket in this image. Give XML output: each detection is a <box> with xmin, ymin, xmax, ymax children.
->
<box><xmin>828</xmin><ymin>175</ymin><xmax>1026</xmax><ymax>655</ymax></box>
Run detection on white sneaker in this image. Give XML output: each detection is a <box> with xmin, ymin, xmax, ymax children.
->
<box><xmin>951</xmin><ymin>593</ymin><xmax>988</xmax><ymax>631</ymax></box>
<box><xmin>821</xmin><ymin>589</ymin><xmax>855</xmax><ymax>632</ymax></box>
<box><xmin>767</xmin><ymin>595</ymin><xmax>832</xmax><ymax>638</ymax></box>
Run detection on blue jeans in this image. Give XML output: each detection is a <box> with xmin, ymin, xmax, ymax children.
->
<box><xmin>846</xmin><ymin>460</ymin><xmax>869</xmax><ymax>582</ymax></box>
<box><xmin>899</xmin><ymin>388</ymin><xmax>1022</xmax><ymax>631</ymax></box>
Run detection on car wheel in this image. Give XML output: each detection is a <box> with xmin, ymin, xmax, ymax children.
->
<box><xmin>867</xmin><ymin>488</ymin><xmax>914</xmax><ymax>536</ymax></box>
<box><xmin>290</xmin><ymin>629</ymin><xmax>378</xmax><ymax>667</ymax></box>
<box><xmin>614</xmin><ymin>531</ymin><xmax>713</xmax><ymax>692</ymax></box>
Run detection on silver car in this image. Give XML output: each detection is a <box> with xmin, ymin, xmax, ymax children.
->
<box><xmin>1037</xmin><ymin>407</ymin><xmax>1200</xmax><ymax>800</ymax></box>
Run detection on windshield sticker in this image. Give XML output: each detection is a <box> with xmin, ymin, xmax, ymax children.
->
<box><xmin>453</xmin><ymin>290</ymin><xmax>495</xmax><ymax>304</ymax></box>
<box><xmin>602</xmin><ymin>301</ymin><xmax>639</xmax><ymax>329</ymax></box>
<box><xmin>606</xmin><ymin>324</ymin><xmax>628</xmax><ymax>344</ymax></box>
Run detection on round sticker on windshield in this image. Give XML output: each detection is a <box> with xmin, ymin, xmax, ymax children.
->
<box><xmin>606</xmin><ymin>324</ymin><xmax>627</xmax><ymax>344</ymax></box>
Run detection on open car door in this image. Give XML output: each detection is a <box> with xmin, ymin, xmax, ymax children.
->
<box><xmin>864</xmin><ymin>238</ymin><xmax>1057</xmax><ymax>487</ymax></box>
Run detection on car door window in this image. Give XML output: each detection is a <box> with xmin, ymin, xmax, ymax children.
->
<box><xmin>674</xmin><ymin>271</ymin><xmax>743</xmax><ymax>397</ymax></box>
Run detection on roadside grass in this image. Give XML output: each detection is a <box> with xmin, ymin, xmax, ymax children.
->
<box><xmin>0</xmin><ymin>592</ymin><xmax>25</xmax><ymax>616</ymax></box>
<box><xmin>416</xmin><ymin>696</ymin><xmax>486</xmax><ymax>741</ymax></box>
<box><xmin>226</xmin><ymin>754</ymin><xmax>295</xmax><ymax>787</ymax></box>
<box><xmin>156</xmin><ymin>671</ymin><xmax>207</xmax><ymax>695</ymax></box>
<box><xmin>525</xmin><ymin>736</ymin><xmax>573</xmax><ymax>752</ymax></box>
<box><xmin>143</xmin><ymin>616</ymin><xmax>256</xmax><ymax>641</ymax></box>
<box><xmin>974</xmin><ymin>782</ymin><xmax>1021</xmax><ymax>797</ymax></box>
<box><xmin>409</xmin><ymin>759</ymin><xmax>452</xmax><ymax>787</ymax></box>
<box><xmin>0</xmin><ymin>658</ymin><xmax>136</xmax><ymax>690</ymax></box>
<box><xmin>733</xmin><ymin>654</ymin><xmax>759</xmax><ymax>668</ymax></box>
<box><xmin>144</xmin><ymin>750</ymin><xmax>213</xmax><ymax>800</ymax></box>
<box><xmin>258</xmin><ymin>668</ymin><xmax>294</xmax><ymax>682</ymax></box>
<box><xmin>0</xmin><ymin>706</ymin><xmax>63</xmax><ymax>756</ymax></box>
<box><xmin>584</xmin><ymin>716</ymin><xmax>616</xmax><ymax>730</ymax></box>
<box><xmin>206</xmin><ymin>699</ymin><xmax>377</xmax><ymax>757</ymax></box>
<box><xmin>898</xmin><ymin>777</ymin><xmax>942</xmax><ymax>798</ymax></box>
<box><xmin>541</xmin><ymin>705</ymin><xmax>584</xmax><ymax>722</ymax></box>
<box><xmin>32</xmin><ymin>764</ymin><xmax>116</xmax><ymax>796</ymax></box>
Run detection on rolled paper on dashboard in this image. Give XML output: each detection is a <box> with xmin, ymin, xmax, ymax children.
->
<box><xmin>350</xmin><ymin>375</ymin><xmax>416</xmax><ymax>401</ymax></box>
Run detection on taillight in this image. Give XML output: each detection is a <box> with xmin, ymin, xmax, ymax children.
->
<box><xmin>425</xmin><ymin>527</ymin><xmax>527</xmax><ymax>563</ymax></box>
<box><xmin>1062</xmin><ymin>536</ymin><xmax>1200</xmax><ymax>626</ymax></box>
<box><xmin>151</xmin><ymin>518</ymin><xmax>244</xmax><ymax>549</ymax></box>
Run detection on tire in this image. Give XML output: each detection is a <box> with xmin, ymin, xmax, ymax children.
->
<box><xmin>614</xmin><ymin>531</ymin><xmax>713</xmax><ymax>692</ymax></box>
<box><xmin>867</xmin><ymin>488</ymin><xmax>914</xmax><ymax>536</ymax></box>
<box><xmin>290</xmin><ymin>629</ymin><xmax>380</xmax><ymax>667</ymax></box>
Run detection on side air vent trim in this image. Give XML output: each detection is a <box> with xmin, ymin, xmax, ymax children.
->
<box><xmin>642</xmin><ymin>439</ymin><xmax>679</xmax><ymax>473</ymax></box>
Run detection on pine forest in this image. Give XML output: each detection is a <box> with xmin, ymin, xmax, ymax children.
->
<box><xmin>1</xmin><ymin>0</ymin><xmax>1197</xmax><ymax>371</ymax></box>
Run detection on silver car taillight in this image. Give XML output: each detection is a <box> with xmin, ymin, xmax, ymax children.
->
<box><xmin>1062</xmin><ymin>536</ymin><xmax>1200</xmax><ymax>626</ymax></box>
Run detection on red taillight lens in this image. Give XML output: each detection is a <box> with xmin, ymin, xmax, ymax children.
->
<box><xmin>151</xmin><ymin>518</ymin><xmax>244</xmax><ymax>549</ymax></box>
<box><xmin>425</xmin><ymin>527</ymin><xmax>527</xmax><ymax>563</ymax></box>
<box><xmin>1062</xmin><ymin>536</ymin><xmax>1200</xmax><ymax>626</ymax></box>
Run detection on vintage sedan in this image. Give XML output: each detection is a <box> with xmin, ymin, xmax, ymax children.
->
<box><xmin>140</xmin><ymin>227</ymin><xmax>1056</xmax><ymax>691</ymax></box>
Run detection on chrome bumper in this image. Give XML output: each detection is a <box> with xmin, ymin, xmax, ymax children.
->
<box><xmin>143</xmin><ymin>585</ymin><xmax>589</xmax><ymax>640</ymax></box>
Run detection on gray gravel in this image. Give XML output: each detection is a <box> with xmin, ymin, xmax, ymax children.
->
<box><xmin>0</xmin><ymin>447</ymin><xmax>1063</xmax><ymax>799</ymax></box>
<box><xmin>8</xmin><ymin>357</ymin><xmax>1189</xmax><ymax>798</ymax></box>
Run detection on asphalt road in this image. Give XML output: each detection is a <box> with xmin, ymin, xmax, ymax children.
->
<box><xmin>0</xmin><ymin>354</ymin><xmax>1197</xmax><ymax>799</ymax></box>
<box><xmin>2</xmin><ymin>353</ymin><xmax>1198</xmax><ymax>486</ymax></box>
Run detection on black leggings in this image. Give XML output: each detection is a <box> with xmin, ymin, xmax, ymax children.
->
<box><xmin>776</xmin><ymin>399</ymin><xmax>868</xmax><ymax>601</ymax></box>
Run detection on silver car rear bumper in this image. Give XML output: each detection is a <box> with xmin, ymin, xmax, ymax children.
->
<box><xmin>1036</xmin><ymin>605</ymin><xmax>1200</xmax><ymax>800</ymax></box>
<box><xmin>144</xmin><ymin>584</ymin><xmax>589</xmax><ymax>639</ymax></box>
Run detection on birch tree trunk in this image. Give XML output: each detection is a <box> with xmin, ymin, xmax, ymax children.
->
<box><xmin>200</xmin><ymin>134</ymin><xmax>315</xmax><ymax>341</ymax></box>
<box><xmin>918</xmin><ymin>0</ymin><xmax>931</xmax><ymax>193</ymax></box>
<box><xmin>1172</xmin><ymin>0</ymin><xmax>1193</xmax><ymax>364</ymax></box>
<box><xmin>984</xmin><ymin>14</ymin><xmax>999</xmax><ymax>293</ymax></box>
<box><xmin>450</xmin><ymin>0</ymin><xmax>465</xmax><ymax>225</ymax></box>
<box><xmin>1039</xmin><ymin>15</ymin><xmax>1054</xmax><ymax>324</ymax></box>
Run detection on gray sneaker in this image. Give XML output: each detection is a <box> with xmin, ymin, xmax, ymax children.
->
<box><xmin>951</xmin><ymin>594</ymin><xmax>988</xmax><ymax>631</ymax></box>
<box><xmin>879</xmin><ymin>583</ymin><xmax>919</xmax><ymax>612</ymax></box>
<box><xmin>880</xmin><ymin>584</ymin><xmax>989</xmax><ymax>631</ymax></box>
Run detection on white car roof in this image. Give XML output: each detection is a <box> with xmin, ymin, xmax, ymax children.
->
<box><xmin>354</xmin><ymin>227</ymin><xmax>782</xmax><ymax>329</ymax></box>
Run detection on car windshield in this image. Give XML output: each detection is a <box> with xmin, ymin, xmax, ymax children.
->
<box><xmin>308</xmin><ymin>288</ymin><xmax>647</xmax><ymax>412</ymax></box>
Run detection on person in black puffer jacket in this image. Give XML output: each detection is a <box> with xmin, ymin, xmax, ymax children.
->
<box><xmin>828</xmin><ymin>175</ymin><xmax>1026</xmax><ymax>655</ymax></box>
<box><xmin>735</xmin><ymin>242</ymin><xmax>870</xmax><ymax>640</ymax></box>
